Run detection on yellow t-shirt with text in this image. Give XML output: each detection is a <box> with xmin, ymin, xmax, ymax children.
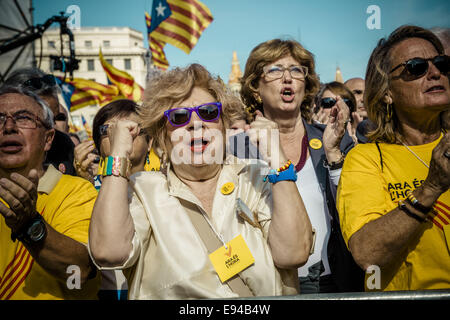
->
<box><xmin>337</xmin><ymin>135</ymin><xmax>450</xmax><ymax>291</ymax></box>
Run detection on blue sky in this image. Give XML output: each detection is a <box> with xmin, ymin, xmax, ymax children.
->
<box><xmin>34</xmin><ymin>0</ymin><xmax>450</xmax><ymax>84</ymax></box>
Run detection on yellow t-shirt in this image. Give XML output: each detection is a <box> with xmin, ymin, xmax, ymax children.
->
<box><xmin>337</xmin><ymin>136</ymin><xmax>450</xmax><ymax>291</ymax></box>
<box><xmin>0</xmin><ymin>165</ymin><xmax>100</xmax><ymax>300</ymax></box>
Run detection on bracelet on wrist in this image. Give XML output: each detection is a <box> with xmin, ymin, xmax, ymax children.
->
<box><xmin>101</xmin><ymin>156</ymin><xmax>131</xmax><ymax>180</ymax></box>
<box><xmin>405</xmin><ymin>190</ymin><xmax>432</xmax><ymax>215</ymax></box>
<box><xmin>324</xmin><ymin>152</ymin><xmax>345</xmax><ymax>170</ymax></box>
<box><xmin>398</xmin><ymin>200</ymin><xmax>426</xmax><ymax>223</ymax></box>
<box><xmin>264</xmin><ymin>160</ymin><xmax>297</xmax><ymax>184</ymax></box>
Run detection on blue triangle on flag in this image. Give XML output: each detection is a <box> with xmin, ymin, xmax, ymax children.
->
<box><xmin>55</xmin><ymin>77</ymin><xmax>75</xmax><ymax>111</ymax></box>
<box><xmin>149</xmin><ymin>0</ymin><xmax>172</xmax><ymax>33</ymax></box>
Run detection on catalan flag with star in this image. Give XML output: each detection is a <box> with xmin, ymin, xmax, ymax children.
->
<box><xmin>57</xmin><ymin>77</ymin><xmax>124</xmax><ymax>111</ymax></box>
<box><xmin>146</xmin><ymin>0</ymin><xmax>213</xmax><ymax>69</ymax></box>
<box><xmin>146</xmin><ymin>12</ymin><xmax>170</xmax><ymax>70</ymax></box>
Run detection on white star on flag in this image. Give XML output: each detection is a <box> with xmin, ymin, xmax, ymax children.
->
<box><xmin>156</xmin><ymin>2</ymin><xmax>166</xmax><ymax>16</ymax></box>
<box><xmin>62</xmin><ymin>84</ymin><xmax>72</xmax><ymax>94</ymax></box>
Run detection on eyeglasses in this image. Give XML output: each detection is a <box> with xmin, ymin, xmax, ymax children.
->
<box><xmin>320</xmin><ymin>97</ymin><xmax>354</xmax><ymax>110</ymax></box>
<box><xmin>0</xmin><ymin>111</ymin><xmax>47</xmax><ymax>130</ymax></box>
<box><xmin>54</xmin><ymin>113</ymin><xmax>67</xmax><ymax>121</ymax></box>
<box><xmin>98</xmin><ymin>124</ymin><xmax>145</xmax><ymax>137</ymax></box>
<box><xmin>22</xmin><ymin>75</ymin><xmax>57</xmax><ymax>90</ymax></box>
<box><xmin>390</xmin><ymin>55</ymin><xmax>449</xmax><ymax>78</ymax></box>
<box><xmin>263</xmin><ymin>65</ymin><xmax>308</xmax><ymax>81</ymax></box>
<box><xmin>164</xmin><ymin>102</ymin><xmax>222</xmax><ymax>127</ymax></box>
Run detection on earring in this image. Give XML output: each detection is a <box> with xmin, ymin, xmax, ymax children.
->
<box><xmin>385</xmin><ymin>103</ymin><xmax>393</xmax><ymax>122</ymax></box>
<box><xmin>144</xmin><ymin>152</ymin><xmax>151</xmax><ymax>171</ymax></box>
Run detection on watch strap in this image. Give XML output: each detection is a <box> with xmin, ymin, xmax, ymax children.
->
<box><xmin>11</xmin><ymin>213</ymin><xmax>46</xmax><ymax>243</ymax></box>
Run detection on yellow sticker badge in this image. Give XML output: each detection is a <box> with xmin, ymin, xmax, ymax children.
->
<box><xmin>221</xmin><ymin>182</ymin><xmax>235</xmax><ymax>195</ymax></box>
<box><xmin>209</xmin><ymin>235</ymin><xmax>255</xmax><ymax>283</ymax></box>
<box><xmin>309</xmin><ymin>138</ymin><xmax>322</xmax><ymax>150</ymax></box>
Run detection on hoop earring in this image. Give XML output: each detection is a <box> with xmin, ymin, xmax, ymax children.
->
<box><xmin>386</xmin><ymin>103</ymin><xmax>393</xmax><ymax>122</ymax></box>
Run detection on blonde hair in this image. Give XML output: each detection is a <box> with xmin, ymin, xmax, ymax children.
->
<box><xmin>140</xmin><ymin>63</ymin><xmax>246</xmax><ymax>165</ymax></box>
<box><xmin>365</xmin><ymin>25</ymin><xmax>445</xmax><ymax>143</ymax></box>
<box><xmin>240</xmin><ymin>38</ymin><xmax>320</xmax><ymax>122</ymax></box>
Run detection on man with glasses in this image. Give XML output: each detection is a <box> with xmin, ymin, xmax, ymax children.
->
<box><xmin>0</xmin><ymin>86</ymin><xmax>100</xmax><ymax>299</ymax></box>
<box><xmin>4</xmin><ymin>68</ymin><xmax>76</xmax><ymax>175</ymax></box>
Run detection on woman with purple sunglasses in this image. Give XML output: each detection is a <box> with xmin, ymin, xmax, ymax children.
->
<box><xmin>88</xmin><ymin>63</ymin><xmax>312</xmax><ymax>299</ymax></box>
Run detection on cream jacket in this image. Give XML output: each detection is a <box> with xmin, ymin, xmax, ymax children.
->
<box><xmin>92</xmin><ymin>157</ymin><xmax>298</xmax><ymax>299</ymax></box>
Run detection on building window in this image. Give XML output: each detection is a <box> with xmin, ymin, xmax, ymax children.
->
<box><xmin>103</xmin><ymin>40</ymin><xmax>110</xmax><ymax>47</ymax></box>
<box><xmin>48</xmin><ymin>41</ymin><xmax>55</xmax><ymax>49</ymax></box>
<box><xmin>87</xmin><ymin>59</ymin><xmax>95</xmax><ymax>71</ymax></box>
<box><xmin>106</xmin><ymin>59</ymin><xmax>113</xmax><ymax>66</ymax></box>
<box><xmin>85</xmin><ymin>40</ymin><xmax>92</xmax><ymax>48</ymax></box>
<box><xmin>124</xmin><ymin>58</ymin><xmax>131</xmax><ymax>70</ymax></box>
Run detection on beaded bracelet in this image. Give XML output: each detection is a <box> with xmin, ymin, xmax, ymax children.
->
<box><xmin>277</xmin><ymin>160</ymin><xmax>293</xmax><ymax>173</ymax></box>
<box><xmin>264</xmin><ymin>160</ymin><xmax>297</xmax><ymax>184</ymax></box>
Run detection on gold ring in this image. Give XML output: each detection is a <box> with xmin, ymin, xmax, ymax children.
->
<box><xmin>74</xmin><ymin>160</ymin><xmax>85</xmax><ymax>171</ymax></box>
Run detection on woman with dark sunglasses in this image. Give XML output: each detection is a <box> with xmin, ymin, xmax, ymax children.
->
<box><xmin>337</xmin><ymin>25</ymin><xmax>450</xmax><ymax>291</ymax></box>
<box><xmin>241</xmin><ymin>39</ymin><xmax>364</xmax><ymax>294</ymax></box>
<box><xmin>313</xmin><ymin>81</ymin><xmax>358</xmax><ymax>143</ymax></box>
<box><xmin>88</xmin><ymin>64</ymin><xmax>312</xmax><ymax>299</ymax></box>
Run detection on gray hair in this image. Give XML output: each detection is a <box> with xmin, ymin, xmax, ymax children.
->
<box><xmin>0</xmin><ymin>85</ymin><xmax>55</xmax><ymax>129</ymax></box>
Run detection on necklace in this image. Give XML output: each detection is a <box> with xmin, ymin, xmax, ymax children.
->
<box><xmin>401</xmin><ymin>142</ymin><xmax>429</xmax><ymax>168</ymax></box>
<box><xmin>401</xmin><ymin>132</ymin><xmax>444</xmax><ymax>169</ymax></box>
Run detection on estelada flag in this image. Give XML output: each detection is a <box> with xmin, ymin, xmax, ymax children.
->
<box><xmin>146</xmin><ymin>11</ymin><xmax>170</xmax><ymax>70</ymax></box>
<box><xmin>148</xmin><ymin>0</ymin><xmax>213</xmax><ymax>55</ymax></box>
<box><xmin>99</xmin><ymin>49</ymin><xmax>143</xmax><ymax>102</ymax></box>
<box><xmin>61</xmin><ymin>77</ymin><xmax>124</xmax><ymax>111</ymax></box>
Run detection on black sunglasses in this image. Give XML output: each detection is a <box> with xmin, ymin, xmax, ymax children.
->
<box><xmin>54</xmin><ymin>113</ymin><xmax>67</xmax><ymax>121</ymax></box>
<box><xmin>320</xmin><ymin>97</ymin><xmax>354</xmax><ymax>110</ymax></box>
<box><xmin>23</xmin><ymin>75</ymin><xmax>57</xmax><ymax>90</ymax></box>
<box><xmin>390</xmin><ymin>55</ymin><xmax>449</xmax><ymax>78</ymax></box>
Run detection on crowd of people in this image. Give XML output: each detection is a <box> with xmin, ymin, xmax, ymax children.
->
<box><xmin>0</xmin><ymin>24</ymin><xmax>449</xmax><ymax>300</ymax></box>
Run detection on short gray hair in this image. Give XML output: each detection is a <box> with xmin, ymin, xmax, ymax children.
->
<box><xmin>0</xmin><ymin>85</ymin><xmax>55</xmax><ymax>129</ymax></box>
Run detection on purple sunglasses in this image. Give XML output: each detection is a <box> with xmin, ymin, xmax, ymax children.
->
<box><xmin>164</xmin><ymin>102</ymin><xmax>222</xmax><ymax>127</ymax></box>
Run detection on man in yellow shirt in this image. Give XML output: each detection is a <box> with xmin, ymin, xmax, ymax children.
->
<box><xmin>0</xmin><ymin>86</ymin><xmax>99</xmax><ymax>299</ymax></box>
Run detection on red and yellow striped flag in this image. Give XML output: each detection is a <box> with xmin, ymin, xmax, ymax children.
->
<box><xmin>148</xmin><ymin>0</ymin><xmax>213</xmax><ymax>55</ymax></box>
<box><xmin>146</xmin><ymin>12</ymin><xmax>170</xmax><ymax>70</ymax></box>
<box><xmin>66</xmin><ymin>78</ymin><xmax>124</xmax><ymax>111</ymax></box>
<box><xmin>99</xmin><ymin>50</ymin><xmax>143</xmax><ymax>102</ymax></box>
